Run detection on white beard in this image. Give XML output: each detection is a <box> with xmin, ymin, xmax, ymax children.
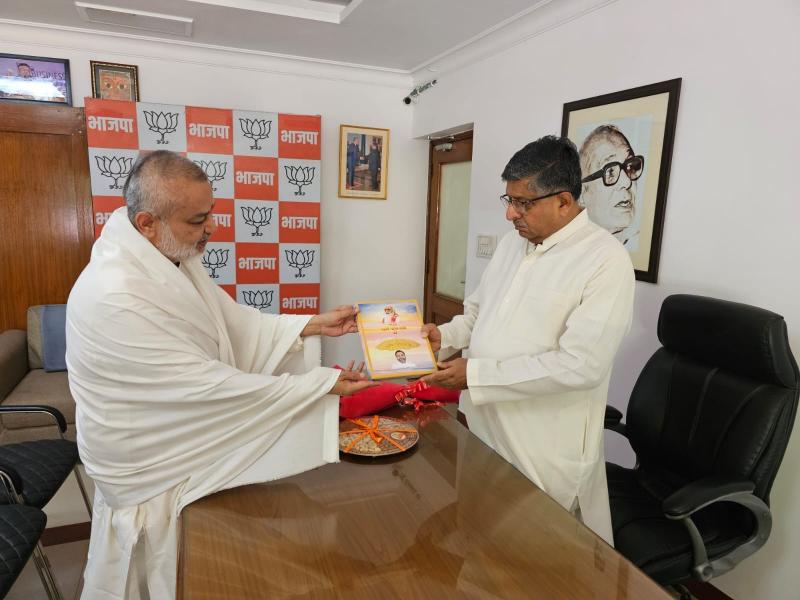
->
<box><xmin>155</xmin><ymin>220</ymin><xmax>204</xmax><ymax>263</ymax></box>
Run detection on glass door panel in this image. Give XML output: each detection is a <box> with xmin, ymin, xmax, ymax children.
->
<box><xmin>435</xmin><ymin>161</ymin><xmax>471</xmax><ymax>300</ymax></box>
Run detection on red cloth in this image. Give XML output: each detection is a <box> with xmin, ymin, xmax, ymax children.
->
<box><xmin>334</xmin><ymin>365</ymin><xmax>460</xmax><ymax>419</ymax></box>
<box><xmin>339</xmin><ymin>382</ymin><xmax>406</xmax><ymax>419</ymax></box>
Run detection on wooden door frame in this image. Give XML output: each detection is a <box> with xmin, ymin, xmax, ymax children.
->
<box><xmin>423</xmin><ymin>130</ymin><xmax>473</xmax><ymax>324</ymax></box>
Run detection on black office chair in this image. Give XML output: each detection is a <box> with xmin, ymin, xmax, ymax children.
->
<box><xmin>605</xmin><ymin>294</ymin><xmax>799</xmax><ymax>590</ymax></box>
<box><xmin>0</xmin><ymin>503</ymin><xmax>50</xmax><ymax>599</ymax></box>
<box><xmin>0</xmin><ymin>405</ymin><xmax>90</xmax><ymax>515</ymax></box>
<box><xmin>0</xmin><ymin>405</ymin><xmax>92</xmax><ymax>600</ymax></box>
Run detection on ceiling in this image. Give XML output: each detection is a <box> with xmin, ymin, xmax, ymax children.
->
<box><xmin>0</xmin><ymin>0</ymin><xmax>550</xmax><ymax>72</ymax></box>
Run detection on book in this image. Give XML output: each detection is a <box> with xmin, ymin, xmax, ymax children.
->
<box><xmin>356</xmin><ymin>300</ymin><xmax>437</xmax><ymax>380</ymax></box>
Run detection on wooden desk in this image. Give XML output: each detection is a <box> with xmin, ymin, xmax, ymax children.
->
<box><xmin>178</xmin><ymin>408</ymin><xmax>669</xmax><ymax>599</ymax></box>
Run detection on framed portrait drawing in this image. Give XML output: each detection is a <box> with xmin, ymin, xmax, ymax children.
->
<box><xmin>561</xmin><ymin>78</ymin><xmax>681</xmax><ymax>283</ymax></box>
<box><xmin>0</xmin><ymin>53</ymin><xmax>72</xmax><ymax>105</ymax></box>
<box><xmin>91</xmin><ymin>61</ymin><xmax>140</xmax><ymax>101</ymax></box>
<box><xmin>339</xmin><ymin>124</ymin><xmax>389</xmax><ymax>199</ymax></box>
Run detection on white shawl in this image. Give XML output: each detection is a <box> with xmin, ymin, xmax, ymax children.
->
<box><xmin>66</xmin><ymin>208</ymin><xmax>340</xmax><ymax>599</ymax></box>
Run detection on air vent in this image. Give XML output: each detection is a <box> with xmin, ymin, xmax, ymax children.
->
<box><xmin>75</xmin><ymin>2</ymin><xmax>194</xmax><ymax>37</ymax></box>
<box><xmin>184</xmin><ymin>0</ymin><xmax>362</xmax><ymax>24</ymax></box>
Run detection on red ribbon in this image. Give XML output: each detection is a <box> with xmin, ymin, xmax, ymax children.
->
<box><xmin>394</xmin><ymin>380</ymin><xmax>442</xmax><ymax>412</ymax></box>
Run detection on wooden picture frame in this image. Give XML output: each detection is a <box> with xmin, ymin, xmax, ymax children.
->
<box><xmin>0</xmin><ymin>53</ymin><xmax>72</xmax><ymax>105</ymax></box>
<box><xmin>339</xmin><ymin>124</ymin><xmax>389</xmax><ymax>199</ymax></box>
<box><xmin>90</xmin><ymin>61</ymin><xmax>140</xmax><ymax>102</ymax></box>
<box><xmin>561</xmin><ymin>78</ymin><xmax>681</xmax><ymax>283</ymax></box>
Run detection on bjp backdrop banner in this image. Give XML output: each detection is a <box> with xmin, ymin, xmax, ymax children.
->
<box><xmin>85</xmin><ymin>98</ymin><xmax>322</xmax><ymax>314</ymax></box>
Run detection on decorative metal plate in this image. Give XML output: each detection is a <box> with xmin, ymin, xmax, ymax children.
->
<box><xmin>338</xmin><ymin>415</ymin><xmax>419</xmax><ymax>457</ymax></box>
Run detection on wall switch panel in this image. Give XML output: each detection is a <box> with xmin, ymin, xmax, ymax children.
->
<box><xmin>476</xmin><ymin>234</ymin><xmax>496</xmax><ymax>258</ymax></box>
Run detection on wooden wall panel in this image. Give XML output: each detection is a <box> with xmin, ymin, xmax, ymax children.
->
<box><xmin>0</xmin><ymin>103</ymin><xmax>93</xmax><ymax>330</ymax></box>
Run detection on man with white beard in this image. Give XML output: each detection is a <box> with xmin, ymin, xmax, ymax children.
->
<box><xmin>67</xmin><ymin>150</ymin><xmax>372</xmax><ymax>599</ymax></box>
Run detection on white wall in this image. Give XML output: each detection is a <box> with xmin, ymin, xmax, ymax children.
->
<box><xmin>0</xmin><ymin>21</ymin><xmax>429</xmax><ymax>369</ymax></box>
<box><xmin>412</xmin><ymin>0</ymin><xmax>800</xmax><ymax>598</ymax></box>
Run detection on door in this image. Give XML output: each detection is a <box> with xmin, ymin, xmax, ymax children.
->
<box><xmin>423</xmin><ymin>132</ymin><xmax>472</xmax><ymax>325</ymax></box>
<box><xmin>0</xmin><ymin>104</ymin><xmax>93</xmax><ymax>330</ymax></box>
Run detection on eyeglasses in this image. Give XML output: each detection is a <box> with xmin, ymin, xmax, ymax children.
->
<box><xmin>582</xmin><ymin>155</ymin><xmax>645</xmax><ymax>186</ymax></box>
<box><xmin>500</xmin><ymin>191</ymin><xmax>567</xmax><ymax>213</ymax></box>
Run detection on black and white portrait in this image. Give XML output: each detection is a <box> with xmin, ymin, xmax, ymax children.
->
<box><xmin>562</xmin><ymin>79</ymin><xmax>681</xmax><ymax>282</ymax></box>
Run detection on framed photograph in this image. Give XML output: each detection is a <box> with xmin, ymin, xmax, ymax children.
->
<box><xmin>90</xmin><ymin>61</ymin><xmax>140</xmax><ymax>101</ymax></box>
<box><xmin>0</xmin><ymin>53</ymin><xmax>71</xmax><ymax>105</ymax></box>
<box><xmin>339</xmin><ymin>124</ymin><xmax>389</xmax><ymax>199</ymax></box>
<box><xmin>561</xmin><ymin>78</ymin><xmax>681</xmax><ymax>283</ymax></box>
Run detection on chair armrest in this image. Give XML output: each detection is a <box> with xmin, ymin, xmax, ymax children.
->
<box><xmin>0</xmin><ymin>405</ymin><xmax>67</xmax><ymax>433</ymax></box>
<box><xmin>663</xmin><ymin>476</ymin><xmax>755</xmax><ymax>519</ymax></box>
<box><xmin>662</xmin><ymin>476</ymin><xmax>769</xmax><ymax>581</ymax></box>
<box><xmin>604</xmin><ymin>405</ymin><xmax>627</xmax><ymax>436</ymax></box>
<box><xmin>0</xmin><ymin>460</ymin><xmax>24</xmax><ymax>497</ymax></box>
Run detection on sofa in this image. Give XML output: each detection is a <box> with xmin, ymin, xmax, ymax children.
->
<box><xmin>0</xmin><ymin>306</ymin><xmax>75</xmax><ymax>444</ymax></box>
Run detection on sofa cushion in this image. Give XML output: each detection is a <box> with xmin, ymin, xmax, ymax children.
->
<box><xmin>40</xmin><ymin>305</ymin><xmax>67</xmax><ymax>372</ymax></box>
<box><xmin>0</xmin><ymin>331</ymin><xmax>28</xmax><ymax>402</ymax></box>
<box><xmin>26</xmin><ymin>307</ymin><xmax>44</xmax><ymax>370</ymax></box>
<box><xmin>0</xmin><ymin>370</ymin><xmax>75</xmax><ymax>429</ymax></box>
<box><xmin>0</xmin><ymin>425</ymin><xmax>76</xmax><ymax>445</ymax></box>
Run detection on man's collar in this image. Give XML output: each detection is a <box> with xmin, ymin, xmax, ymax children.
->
<box><xmin>534</xmin><ymin>210</ymin><xmax>589</xmax><ymax>253</ymax></box>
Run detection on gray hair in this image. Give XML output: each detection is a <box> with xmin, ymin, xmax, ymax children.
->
<box><xmin>501</xmin><ymin>135</ymin><xmax>582</xmax><ymax>200</ymax></box>
<box><xmin>578</xmin><ymin>124</ymin><xmax>632</xmax><ymax>172</ymax></box>
<box><xmin>122</xmin><ymin>150</ymin><xmax>209</xmax><ymax>223</ymax></box>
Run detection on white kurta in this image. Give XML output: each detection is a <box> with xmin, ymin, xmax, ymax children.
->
<box><xmin>66</xmin><ymin>208</ymin><xmax>341</xmax><ymax>599</ymax></box>
<box><xmin>438</xmin><ymin>210</ymin><xmax>634</xmax><ymax>544</ymax></box>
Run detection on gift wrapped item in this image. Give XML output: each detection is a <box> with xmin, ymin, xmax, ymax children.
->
<box><xmin>406</xmin><ymin>383</ymin><xmax>460</xmax><ymax>405</ymax></box>
<box><xmin>339</xmin><ymin>381</ymin><xmax>406</xmax><ymax>418</ymax></box>
<box><xmin>336</xmin><ymin>367</ymin><xmax>460</xmax><ymax>419</ymax></box>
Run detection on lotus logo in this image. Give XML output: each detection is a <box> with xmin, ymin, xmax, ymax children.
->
<box><xmin>241</xmin><ymin>206</ymin><xmax>273</xmax><ymax>237</ymax></box>
<box><xmin>193</xmin><ymin>160</ymin><xmax>227</xmax><ymax>192</ymax></box>
<box><xmin>243</xmin><ymin>290</ymin><xmax>274</xmax><ymax>311</ymax></box>
<box><xmin>95</xmin><ymin>155</ymin><xmax>133</xmax><ymax>190</ymax></box>
<box><xmin>284</xmin><ymin>165</ymin><xmax>315</xmax><ymax>196</ymax></box>
<box><xmin>201</xmin><ymin>248</ymin><xmax>229</xmax><ymax>278</ymax></box>
<box><xmin>285</xmin><ymin>249</ymin><xmax>315</xmax><ymax>278</ymax></box>
<box><xmin>239</xmin><ymin>118</ymin><xmax>272</xmax><ymax>151</ymax></box>
<box><xmin>143</xmin><ymin>110</ymin><xmax>179</xmax><ymax>144</ymax></box>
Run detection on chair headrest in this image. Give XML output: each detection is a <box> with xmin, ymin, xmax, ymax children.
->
<box><xmin>657</xmin><ymin>294</ymin><xmax>798</xmax><ymax>389</ymax></box>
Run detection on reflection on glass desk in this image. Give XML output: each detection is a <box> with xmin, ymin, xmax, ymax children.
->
<box><xmin>178</xmin><ymin>407</ymin><xmax>670</xmax><ymax>599</ymax></box>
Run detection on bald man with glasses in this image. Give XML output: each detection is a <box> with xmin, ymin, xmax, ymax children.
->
<box><xmin>421</xmin><ymin>135</ymin><xmax>634</xmax><ymax>545</ymax></box>
<box><xmin>579</xmin><ymin>124</ymin><xmax>645</xmax><ymax>248</ymax></box>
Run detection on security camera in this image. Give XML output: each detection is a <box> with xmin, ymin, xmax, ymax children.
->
<box><xmin>402</xmin><ymin>79</ymin><xmax>437</xmax><ymax>105</ymax></box>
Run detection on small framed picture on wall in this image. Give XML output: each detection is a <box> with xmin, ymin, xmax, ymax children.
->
<box><xmin>339</xmin><ymin>124</ymin><xmax>389</xmax><ymax>199</ymax></box>
<box><xmin>0</xmin><ymin>53</ymin><xmax>72</xmax><ymax>105</ymax></box>
<box><xmin>90</xmin><ymin>61</ymin><xmax>140</xmax><ymax>101</ymax></box>
<box><xmin>562</xmin><ymin>78</ymin><xmax>681</xmax><ymax>283</ymax></box>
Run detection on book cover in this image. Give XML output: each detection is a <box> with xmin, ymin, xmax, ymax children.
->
<box><xmin>356</xmin><ymin>300</ymin><xmax>437</xmax><ymax>380</ymax></box>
